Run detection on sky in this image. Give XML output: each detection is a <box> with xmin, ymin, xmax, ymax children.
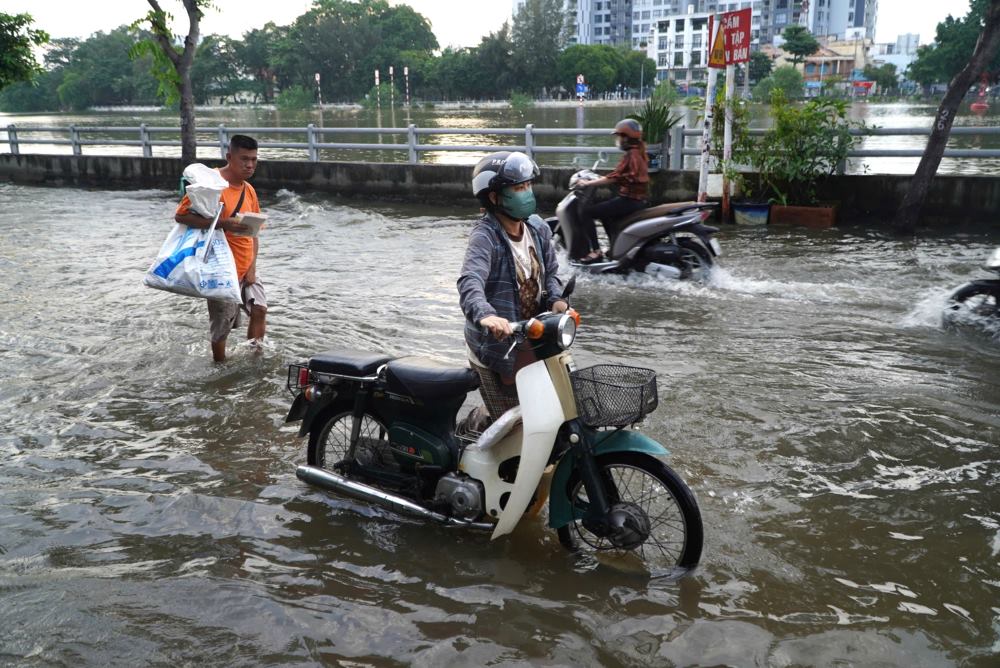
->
<box><xmin>1</xmin><ymin>0</ymin><xmax>974</xmax><ymax>49</ymax></box>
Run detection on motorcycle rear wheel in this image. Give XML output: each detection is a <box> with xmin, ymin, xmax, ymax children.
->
<box><xmin>557</xmin><ymin>452</ymin><xmax>703</xmax><ymax>569</ymax></box>
<box><xmin>307</xmin><ymin>405</ymin><xmax>395</xmax><ymax>471</ymax></box>
<box><xmin>677</xmin><ymin>238</ymin><xmax>714</xmax><ymax>281</ymax></box>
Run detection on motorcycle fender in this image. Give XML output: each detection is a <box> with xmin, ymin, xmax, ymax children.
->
<box><xmin>547</xmin><ymin>430</ymin><xmax>670</xmax><ymax>529</ymax></box>
<box><xmin>490</xmin><ymin>360</ymin><xmax>565</xmax><ymax>540</ymax></box>
<box><xmin>285</xmin><ymin>393</ymin><xmax>308</xmax><ymax>424</ymax></box>
<box><xmin>293</xmin><ymin>389</ymin><xmax>339</xmax><ymax>438</ymax></box>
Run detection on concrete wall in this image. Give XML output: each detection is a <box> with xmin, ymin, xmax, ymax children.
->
<box><xmin>1</xmin><ymin>153</ymin><xmax>998</xmax><ymax>227</ymax></box>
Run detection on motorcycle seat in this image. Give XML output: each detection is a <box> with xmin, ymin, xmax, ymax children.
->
<box><xmin>618</xmin><ymin>201</ymin><xmax>707</xmax><ymax>226</ymax></box>
<box><xmin>386</xmin><ymin>356</ymin><xmax>481</xmax><ymax>400</ymax></box>
<box><xmin>309</xmin><ymin>349</ymin><xmax>393</xmax><ymax>377</ymax></box>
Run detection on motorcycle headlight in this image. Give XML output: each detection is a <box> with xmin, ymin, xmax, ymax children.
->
<box><xmin>557</xmin><ymin>314</ymin><xmax>577</xmax><ymax>349</ymax></box>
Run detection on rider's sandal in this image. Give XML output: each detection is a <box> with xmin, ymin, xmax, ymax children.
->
<box><xmin>579</xmin><ymin>250</ymin><xmax>605</xmax><ymax>265</ymax></box>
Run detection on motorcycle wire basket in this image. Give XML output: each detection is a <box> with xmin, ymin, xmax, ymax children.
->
<box><xmin>569</xmin><ymin>364</ymin><xmax>658</xmax><ymax>427</ymax></box>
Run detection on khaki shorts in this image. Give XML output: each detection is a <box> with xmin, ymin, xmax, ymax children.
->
<box><xmin>207</xmin><ymin>278</ymin><xmax>267</xmax><ymax>342</ymax></box>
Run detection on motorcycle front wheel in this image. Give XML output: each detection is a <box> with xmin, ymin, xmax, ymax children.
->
<box><xmin>557</xmin><ymin>452</ymin><xmax>703</xmax><ymax>569</ymax></box>
<box><xmin>947</xmin><ymin>284</ymin><xmax>1000</xmax><ymax>320</ymax></box>
<box><xmin>307</xmin><ymin>405</ymin><xmax>395</xmax><ymax>471</ymax></box>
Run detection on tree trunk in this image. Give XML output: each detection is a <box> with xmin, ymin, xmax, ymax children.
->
<box><xmin>894</xmin><ymin>1</ymin><xmax>1000</xmax><ymax>233</ymax></box>
<box><xmin>146</xmin><ymin>0</ymin><xmax>201</xmax><ymax>164</ymax></box>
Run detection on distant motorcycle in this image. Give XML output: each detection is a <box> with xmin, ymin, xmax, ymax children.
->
<box><xmin>546</xmin><ymin>158</ymin><xmax>721</xmax><ymax>281</ymax></box>
<box><xmin>945</xmin><ymin>247</ymin><xmax>1000</xmax><ymax>325</ymax></box>
<box><xmin>284</xmin><ymin>280</ymin><xmax>703</xmax><ymax>570</ymax></box>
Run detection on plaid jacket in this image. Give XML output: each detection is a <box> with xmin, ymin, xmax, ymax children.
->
<box><xmin>458</xmin><ymin>212</ymin><xmax>563</xmax><ymax>376</ymax></box>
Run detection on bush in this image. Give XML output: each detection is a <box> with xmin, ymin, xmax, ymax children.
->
<box><xmin>360</xmin><ymin>82</ymin><xmax>402</xmax><ymax>109</ymax></box>
<box><xmin>275</xmin><ymin>85</ymin><xmax>315</xmax><ymax>110</ymax></box>
<box><xmin>752</xmin><ymin>89</ymin><xmax>869</xmax><ymax>205</ymax></box>
<box><xmin>753</xmin><ymin>65</ymin><xmax>804</xmax><ymax>101</ymax></box>
<box><xmin>509</xmin><ymin>92</ymin><xmax>534</xmax><ymax>111</ymax></box>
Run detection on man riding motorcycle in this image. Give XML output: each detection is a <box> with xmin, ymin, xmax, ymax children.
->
<box><xmin>571</xmin><ymin>119</ymin><xmax>650</xmax><ymax>264</ymax></box>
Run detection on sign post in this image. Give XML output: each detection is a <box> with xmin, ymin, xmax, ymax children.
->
<box><xmin>389</xmin><ymin>66</ymin><xmax>395</xmax><ymax>108</ymax></box>
<box><xmin>374</xmin><ymin>69</ymin><xmax>380</xmax><ymax>111</ymax></box>
<box><xmin>575</xmin><ymin>74</ymin><xmax>586</xmax><ymax>103</ymax></box>
<box><xmin>698</xmin><ymin>14</ymin><xmax>725</xmax><ymax>203</ymax></box>
<box><xmin>404</xmin><ymin>66</ymin><xmax>410</xmax><ymax>106</ymax></box>
<box><xmin>699</xmin><ymin>8</ymin><xmax>752</xmax><ymax>217</ymax></box>
<box><xmin>315</xmin><ymin>72</ymin><xmax>322</xmax><ymax>107</ymax></box>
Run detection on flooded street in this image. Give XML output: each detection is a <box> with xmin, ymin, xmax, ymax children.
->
<box><xmin>1</xmin><ymin>182</ymin><xmax>998</xmax><ymax>666</ymax></box>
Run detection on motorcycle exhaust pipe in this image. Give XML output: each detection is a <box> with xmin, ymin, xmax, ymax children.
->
<box><xmin>296</xmin><ymin>465</ymin><xmax>494</xmax><ymax>531</ymax></box>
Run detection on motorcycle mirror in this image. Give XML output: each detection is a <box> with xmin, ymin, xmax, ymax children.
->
<box><xmin>592</xmin><ymin>151</ymin><xmax>607</xmax><ymax>170</ymax></box>
<box><xmin>561</xmin><ymin>276</ymin><xmax>576</xmax><ymax>300</ymax></box>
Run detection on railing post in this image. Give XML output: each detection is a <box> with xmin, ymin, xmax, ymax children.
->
<box><xmin>670</xmin><ymin>124</ymin><xmax>684</xmax><ymax>170</ymax></box>
<box><xmin>140</xmin><ymin>123</ymin><xmax>152</xmax><ymax>158</ymax></box>
<box><xmin>217</xmin><ymin>124</ymin><xmax>228</xmax><ymax>159</ymax></box>
<box><xmin>525</xmin><ymin>123</ymin><xmax>534</xmax><ymax>160</ymax></box>
<box><xmin>69</xmin><ymin>125</ymin><xmax>81</xmax><ymax>156</ymax></box>
<box><xmin>7</xmin><ymin>125</ymin><xmax>18</xmax><ymax>156</ymax></box>
<box><xmin>307</xmin><ymin>123</ymin><xmax>318</xmax><ymax>162</ymax></box>
<box><xmin>407</xmin><ymin>123</ymin><xmax>417</xmax><ymax>164</ymax></box>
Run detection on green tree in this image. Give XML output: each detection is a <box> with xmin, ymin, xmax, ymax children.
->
<box><xmin>55</xmin><ymin>28</ymin><xmax>158</xmax><ymax>110</ymax></box>
<box><xmin>907</xmin><ymin>0</ymin><xmax>1000</xmax><ymax>87</ymax></box>
<box><xmin>781</xmin><ymin>25</ymin><xmax>820</xmax><ymax>65</ymax></box>
<box><xmin>895</xmin><ymin>0</ymin><xmax>1000</xmax><ymax>232</ymax></box>
<box><xmin>863</xmin><ymin>63</ymin><xmax>898</xmax><ymax>94</ymax></box>
<box><xmin>276</xmin><ymin>0</ymin><xmax>436</xmax><ymax>103</ymax></box>
<box><xmin>131</xmin><ymin>0</ymin><xmax>212</xmax><ymax>162</ymax></box>
<box><xmin>556</xmin><ymin>44</ymin><xmax>623</xmax><ymax>94</ymax></box>
<box><xmin>620</xmin><ymin>48</ymin><xmax>656</xmax><ymax>93</ymax></box>
<box><xmin>234</xmin><ymin>22</ymin><xmax>287</xmax><ymax>103</ymax></box>
<box><xmin>512</xmin><ymin>0</ymin><xmax>568</xmax><ymax>95</ymax></box>
<box><xmin>0</xmin><ymin>12</ymin><xmax>49</xmax><ymax>91</ymax></box>
<box><xmin>190</xmin><ymin>34</ymin><xmax>247</xmax><ymax>104</ymax></box>
<box><xmin>748</xmin><ymin>50</ymin><xmax>773</xmax><ymax>84</ymax></box>
<box><xmin>753</xmin><ymin>65</ymin><xmax>804</xmax><ymax>100</ymax></box>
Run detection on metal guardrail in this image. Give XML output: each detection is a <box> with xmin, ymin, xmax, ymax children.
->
<box><xmin>4</xmin><ymin>122</ymin><xmax>1000</xmax><ymax>171</ymax></box>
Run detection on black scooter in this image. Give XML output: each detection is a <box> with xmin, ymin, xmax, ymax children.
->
<box><xmin>546</xmin><ymin>159</ymin><xmax>721</xmax><ymax>281</ymax></box>
<box><xmin>945</xmin><ymin>247</ymin><xmax>1000</xmax><ymax>324</ymax></box>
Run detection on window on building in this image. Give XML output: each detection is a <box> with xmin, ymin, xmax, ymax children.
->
<box><xmin>675</xmin><ymin>19</ymin><xmax>684</xmax><ymax>31</ymax></box>
<box><xmin>691</xmin><ymin>51</ymin><xmax>702</xmax><ymax>66</ymax></box>
<box><xmin>777</xmin><ymin>0</ymin><xmax>787</xmax><ymax>8</ymax></box>
<box><xmin>659</xmin><ymin>36</ymin><xmax>669</xmax><ymax>49</ymax></box>
<box><xmin>776</xmin><ymin>13</ymin><xmax>786</xmax><ymax>25</ymax></box>
<box><xmin>659</xmin><ymin>53</ymin><xmax>669</xmax><ymax>66</ymax></box>
<box><xmin>674</xmin><ymin>51</ymin><xmax>684</xmax><ymax>66</ymax></box>
<box><xmin>641</xmin><ymin>23</ymin><xmax>649</xmax><ymax>33</ymax></box>
<box><xmin>604</xmin><ymin>26</ymin><xmax>611</xmax><ymax>34</ymax></box>
<box><xmin>692</xmin><ymin>34</ymin><xmax>702</xmax><ymax>48</ymax></box>
<box><xmin>642</xmin><ymin>10</ymin><xmax>650</xmax><ymax>19</ymax></box>
<box><xmin>634</xmin><ymin>11</ymin><xmax>640</xmax><ymax>19</ymax></box>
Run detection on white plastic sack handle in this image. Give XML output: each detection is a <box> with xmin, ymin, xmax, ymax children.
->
<box><xmin>196</xmin><ymin>200</ymin><xmax>226</xmax><ymax>263</ymax></box>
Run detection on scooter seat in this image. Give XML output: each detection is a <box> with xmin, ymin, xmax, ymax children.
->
<box><xmin>386</xmin><ymin>356</ymin><xmax>480</xmax><ymax>401</ymax></box>
<box><xmin>309</xmin><ymin>349</ymin><xmax>393</xmax><ymax>377</ymax></box>
<box><xmin>618</xmin><ymin>201</ymin><xmax>707</xmax><ymax>226</ymax></box>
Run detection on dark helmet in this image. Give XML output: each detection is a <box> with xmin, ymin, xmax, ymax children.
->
<box><xmin>471</xmin><ymin>151</ymin><xmax>540</xmax><ymax>205</ymax></box>
<box><xmin>612</xmin><ymin>118</ymin><xmax>643</xmax><ymax>141</ymax></box>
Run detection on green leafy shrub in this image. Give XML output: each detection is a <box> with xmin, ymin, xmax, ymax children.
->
<box><xmin>276</xmin><ymin>85</ymin><xmax>315</xmax><ymax>110</ymax></box>
<box><xmin>752</xmin><ymin>90</ymin><xmax>868</xmax><ymax>205</ymax></box>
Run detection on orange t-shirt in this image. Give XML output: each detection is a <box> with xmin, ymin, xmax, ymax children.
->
<box><xmin>175</xmin><ymin>177</ymin><xmax>260</xmax><ymax>279</ymax></box>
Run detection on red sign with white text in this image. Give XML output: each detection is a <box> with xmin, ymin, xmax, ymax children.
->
<box><xmin>708</xmin><ymin>8</ymin><xmax>753</xmax><ymax>68</ymax></box>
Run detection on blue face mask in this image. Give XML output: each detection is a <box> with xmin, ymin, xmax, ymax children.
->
<box><xmin>500</xmin><ymin>186</ymin><xmax>536</xmax><ymax>220</ymax></box>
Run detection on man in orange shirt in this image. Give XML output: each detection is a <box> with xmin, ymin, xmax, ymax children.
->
<box><xmin>175</xmin><ymin>134</ymin><xmax>267</xmax><ymax>362</ymax></box>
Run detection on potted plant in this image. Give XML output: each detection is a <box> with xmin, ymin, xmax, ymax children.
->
<box><xmin>627</xmin><ymin>82</ymin><xmax>683</xmax><ymax>170</ymax></box>
<box><xmin>751</xmin><ymin>89</ymin><xmax>868</xmax><ymax>228</ymax></box>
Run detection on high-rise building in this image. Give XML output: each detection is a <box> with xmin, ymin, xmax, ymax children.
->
<box><xmin>513</xmin><ymin>0</ymin><xmax>634</xmax><ymax>46</ymax></box>
<box><xmin>800</xmin><ymin>0</ymin><xmax>878</xmax><ymax>41</ymax></box>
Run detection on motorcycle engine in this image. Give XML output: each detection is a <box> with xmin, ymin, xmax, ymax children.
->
<box><xmin>434</xmin><ymin>473</ymin><xmax>484</xmax><ymax>521</ymax></box>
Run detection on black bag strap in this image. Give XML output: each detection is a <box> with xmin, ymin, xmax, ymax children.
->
<box><xmin>232</xmin><ymin>185</ymin><xmax>247</xmax><ymax>216</ymax></box>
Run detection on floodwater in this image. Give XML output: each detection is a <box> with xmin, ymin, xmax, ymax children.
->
<box><xmin>1</xmin><ymin>182</ymin><xmax>999</xmax><ymax>666</ymax></box>
<box><xmin>2</xmin><ymin>100</ymin><xmax>1000</xmax><ymax>174</ymax></box>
